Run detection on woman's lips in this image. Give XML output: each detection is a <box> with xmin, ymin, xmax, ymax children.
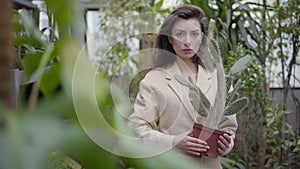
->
<box><xmin>182</xmin><ymin>49</ymin><xmax>193</xmax><ymax>53</ymax></box>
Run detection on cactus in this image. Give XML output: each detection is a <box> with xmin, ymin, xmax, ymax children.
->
<box><xmin>229</xmin><ymin>55</ymin><xmax>252</xmax><ymax>75</ymax></box>
<box><xmin>174</xmin><ymin>75</ymin><xmax>210</xmax><ymax>117</ymax></box>
<box><xmin>174</xmin><ymin>19</ymin><xmax>250</xmax><ymax>128</ymax></box>
<box><xmin>224</xmin><ymin>97</ymin><xmax>248</xmax><ymax>116</ymax></box>
<box><xmin>226</xmin><ymin>79</ymin><xmax>242</xmax><ymax>106</ymax></box>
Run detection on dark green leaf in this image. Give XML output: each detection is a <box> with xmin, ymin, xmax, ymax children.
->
<box><xmin>153</xmin><ymin>0</ymin><xmax>163</xmax><ymax>12</ymax></box>
<box><xmin>23</xmin><ymin>51</ymin><xmax>43</xmax><ymax>78</ymax></box>
<box><xmin>40</xmin><ymin>64</ymin><xmax>61</xmax><ymax>97</ymax></box>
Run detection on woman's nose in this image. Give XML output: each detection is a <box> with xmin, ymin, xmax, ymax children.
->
<box><xmin>184</xmin><ymin>35</ymin><xmax>191</xmax><ymax>46</ymax></box>
<box><xmin>184</xmin><ymin>35</ymin><xmax>191</xmax><ymax>45</ymax></box>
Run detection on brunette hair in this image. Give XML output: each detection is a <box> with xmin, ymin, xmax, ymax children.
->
<box><xmin>153</xmin><ymin>5</ymin><xmax>208</xmax><ymax>68</ymax></box>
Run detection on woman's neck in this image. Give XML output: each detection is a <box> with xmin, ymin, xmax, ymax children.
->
<box><xmin>183</xmin><ymin>58</ymin><xmax>198</xmax><ymax>74</ymax></box>
<box><xmin>176</xmin><ymin>57</ymin><xmax>198</xmax><ymax>81</ymax></box>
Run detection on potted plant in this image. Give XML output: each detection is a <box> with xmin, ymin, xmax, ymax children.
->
<box><xmin>174</xmin><ymin>19</ymin><xmax>251</xmax><ymax>157</ymax></box>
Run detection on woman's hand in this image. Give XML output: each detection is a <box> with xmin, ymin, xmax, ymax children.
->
<box><xmin>217</xmin><ymin>132</ymin><xmax>232</xmax><ymax>155</ymax></box>
<box><xmin>173</xmin><ymin>129</ymin><xmax>209</xmax><ymax>157</ymax></box>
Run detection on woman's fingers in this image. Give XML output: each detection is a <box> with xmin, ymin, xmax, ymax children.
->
<box><xmin>217</xmin><ymin>133</ymin><xmax>232</xmax><ymax>155</ymax></box>
<box><xmin>187</xmin><ymin>143</ymin><xmax>209</xmax><ymax>152</ymax></box>
<box><xmin>185</xmin><ymin>136</ymin><xmax>209</xmax><ymax>156</ymax></box>
<box><xmin>187</xmin><ymin>136</ymin><xmax>209</xmax><ymax>149</ymax></box>
<box><xmin>174</xmin><ymin>134</ymin><xmax>210</xmax><ymax>156</ymax></box>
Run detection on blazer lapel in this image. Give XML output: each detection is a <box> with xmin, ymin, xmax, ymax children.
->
<box><xmin>162</xmin><ymin>63</ymin><xmax>198</xmax><ymax>121</ymax></box>
<box><xmin>196</xmin><ymin>65</ymin><xmax>216</xmax><ymax>105</ymax></box>
<box><xmin>196</xmin><ymin>65</ymin><xmax>212</xmax><ymax>94</ymax></box>
<box><xmin>160</xmin><ymin>59</ymin><xmax>217</xmax><ymax>122</ymax></box>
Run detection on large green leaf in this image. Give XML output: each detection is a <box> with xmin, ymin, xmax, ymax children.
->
<box><xmin>13</xmin><ymin>36</ymin><xmax>44</xmax><ymax>50</ymax></box>
<box><xmin>40</xmin><ymin>64</ymin><xmax>61</xmax><ymax>97</ymax></box>
<box><xmin>0</xmin><ymin>98</ymin><xmax>119</xmax><ymax>169</ymax></box>
<box><xmin>23</xmin><ymin>51</ymin><xmax>43</xmax><ymax>78</ymax></box>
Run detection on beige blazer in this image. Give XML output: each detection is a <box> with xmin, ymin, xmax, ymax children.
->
<box><xmin>129</xmin><ymin>58</ymin><xmax>238</xmax><ymax>169</ymax></box>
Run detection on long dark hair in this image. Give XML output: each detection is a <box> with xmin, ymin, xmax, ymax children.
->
<box><xmin>153</xmin><ymin>5</ymin><xmax>208</xmax><ymax>68</ymax></box>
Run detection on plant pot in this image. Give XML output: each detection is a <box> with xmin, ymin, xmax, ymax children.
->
<box><xmin>192</xmin><ymin>123</ymin><xmax>231</xmax><ymax>158</ymax></box>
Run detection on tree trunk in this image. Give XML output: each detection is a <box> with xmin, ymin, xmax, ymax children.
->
<box><xmin>0</xmin><ymin>0</ymin><xmax>14</xmax><ymax>108</ymax></box>
<box><xmin>257</xmin><ymin>1</ymin><xmax>268</xmax><ymax>168</ymax></box>
<box><xmin>257</xmin><ymin>133</ymin><xmax>267</xmax><ymax>169</ymax></box>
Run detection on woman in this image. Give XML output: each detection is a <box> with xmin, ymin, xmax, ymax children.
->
<box><xmin>129</xmin><ymin>4</ymin><xmax>238</xmax><ymax>168</ymax></box>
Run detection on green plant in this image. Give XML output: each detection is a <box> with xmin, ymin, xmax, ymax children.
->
<box><xmin>1</xmin><ymin>1</ymin><xmax>214</xmax><ymax>169</ymax></box>
<box><xmin>263</xmin><ymin>104</ymin><xmax>300</xmax><ymax>168</ymax></box>
<box><xmin>50</xmin><ymin>151</ymin><xmax>81</xmax><ymax>169</ymax></box>
<box><xmin>184</xmin><ymin>1</ymin><xmax>299</xmax><ymax>168</ymax></box>
<box><xmin>12</xmin><ymin>8</ymin><xmax>60</xmax><ymax>110</ymax></box>
<box><xmin>223</xmin><ymin>43</ymin><xmax>267</xmax><ymax>168</ymax></box>
<box><xmin>174</xmin><ymin>19</ymin><xmax>250</xmax><ymax>128</ymax></box>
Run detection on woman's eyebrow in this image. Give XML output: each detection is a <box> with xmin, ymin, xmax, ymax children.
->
<box><xmin>173</xmin><ymin>29</ymin><xmax>185</xmax><ymax>32</ymax></box>
<box><xmin>173</xmin><ymin>29</ymin><xmax>200</xmax><ymax>32</ymax></box>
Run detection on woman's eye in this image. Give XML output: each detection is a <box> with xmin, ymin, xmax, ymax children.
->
<box><xmin>192</xmin><ymin>32</ymin><xmax>200</xmax><ymax>37</ymax></box>
<box><xmin>175</xmin><ymin>32</ymin><xmax>184</xmax><ymax>38</ymax></box>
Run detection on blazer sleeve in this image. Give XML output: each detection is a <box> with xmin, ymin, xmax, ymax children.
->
<box><xmin>217</xmin><ymin>114</ymin><xmax>238</xmax><ymax>155</ymax></box>
<box><xmin>128</xmin><ymin>78</ymin><xmax>175</xmax><ymax>147</ymax></box>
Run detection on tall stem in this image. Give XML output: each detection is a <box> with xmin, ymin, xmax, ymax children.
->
<box><xmin>277</xmin><ymin>0</ymin><xmax>286</xmax><ymax>163</ymax></box>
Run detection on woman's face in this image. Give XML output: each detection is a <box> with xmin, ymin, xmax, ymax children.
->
<box><xmin>168</xmin><ymin>18</ymin><xmax>202</xmax><ymax>62</ymax></box>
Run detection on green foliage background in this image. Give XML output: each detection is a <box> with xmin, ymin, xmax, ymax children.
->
<box><xmin>1</xmin><ymin>0</ymin><xmax>299</xmax><ymax>169</ymax></box>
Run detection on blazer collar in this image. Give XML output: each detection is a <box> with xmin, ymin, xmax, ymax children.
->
<box><xmin>161</xmin><ymin>58</ymin><xmax>214</xmax><ymax>121</ymax></box>
<box><xmin>164</xmin><ymin>58</ymin><xmax>213</xmax><ymax>95</ymax></box>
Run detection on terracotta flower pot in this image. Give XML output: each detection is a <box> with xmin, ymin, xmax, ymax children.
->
<box><xmin>192</xmin><ymin>123</ymin><xmax>231</xmax><ymax>158</ymax></box>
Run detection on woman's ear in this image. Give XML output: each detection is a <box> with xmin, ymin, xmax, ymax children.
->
<box><xmin>168</xmin><ymin>36</ymin><xmax>173</xmax><ymax>44</ymax></box>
